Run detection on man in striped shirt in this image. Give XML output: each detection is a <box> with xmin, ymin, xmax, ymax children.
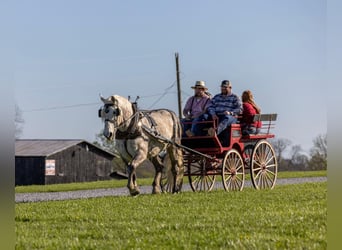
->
<box><xmin>207</xmin><ymin>80</ymin><xmax>242</xmax><ymax>137</ymax></box>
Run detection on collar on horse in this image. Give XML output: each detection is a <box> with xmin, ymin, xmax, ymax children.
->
<box><xmin>115</xmin><ymin>102</ymin><xmax>142</xmax><ymax>139</ymax></box>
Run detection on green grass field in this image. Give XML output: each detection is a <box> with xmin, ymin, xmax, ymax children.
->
<box><xmin>16</xmin><ymin>181</ymin><xmax>327</xmax><ymax>249</ymax></box>
<box><xmin>15</xmin><ymin>170</ymin><xmax>326</xmax><ymax>193</ymax></box>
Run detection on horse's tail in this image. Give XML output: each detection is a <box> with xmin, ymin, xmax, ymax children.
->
<box><xmin>171</xmin><ymin>111</ymin><xmax>182</xmax><ymax>145</ymax></box>
<box><xmin>168</xmin><ymin>110</ymin><xmax>184</xmax><ymax>192</ymax></box>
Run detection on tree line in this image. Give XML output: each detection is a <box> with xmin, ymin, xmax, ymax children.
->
<box><xmin>269</xmin><ymin>134</ymin><xmax>327</xmax><ymax>171</ymax></box>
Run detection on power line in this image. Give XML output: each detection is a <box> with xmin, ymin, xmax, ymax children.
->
<box><xmin>22</xmin><ymin>102</ymin><xmax>101</xmax><ymax>113</ymax></box>
<box><xmin>22</xmin><ymin>89</ymin><xmax>179</xmax><ymax>113</ymax></box>
<box><xmin>147</xmin><ymin>81</ymin><xmax>177</xmax><ymax>109</ymax></box>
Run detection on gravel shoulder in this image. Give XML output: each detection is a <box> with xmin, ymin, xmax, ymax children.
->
<box><xmin>15</xmin><ymin>177</ymin><xmax>327</xmax><ymax>203</ymax></box>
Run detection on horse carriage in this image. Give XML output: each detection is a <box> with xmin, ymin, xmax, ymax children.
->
<box><xmin>99</xmin><ymin>95</ymin><xmax>278</xmax><ymax>196</ymax></box>
<box><xmin>174</xmin><ymin>114</ymin><xmax>278</xmax><ymax>192</ymax></box>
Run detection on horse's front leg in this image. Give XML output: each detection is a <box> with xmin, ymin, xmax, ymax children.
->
<box><xmin>127</xmin><ymin>142</ymin><xmax>148</xmax><ymax>196</ymax></box>
<box><xmin>127</xmin><ymin>164</ymin><xmax>140</xmax><ymax>196</ymax></box>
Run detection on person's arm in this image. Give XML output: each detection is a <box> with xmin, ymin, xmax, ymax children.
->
<box><xmin>207</xmin><ymin>97</ymin><xmax>216</xmax><ymax>115</ymax></box>
<box><xmin>232</xmin><ymin>95</ymin><xmax>243</xmax><ymax>115</ymax></box>
<box><xmin>183</xmin><ymin>97</ymin><xmax>193</xmax><ymax>118</ymax></box>
<box><xmin>242</xmin><ymin>103</ymin><xmax>255</xmax><ymax>124</ymax></box>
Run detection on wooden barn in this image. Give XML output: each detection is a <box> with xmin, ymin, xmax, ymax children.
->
<box><xmin>15</xmin><ymin>139</ymin><xmax>115</xmax><ymax>186</ymax></box>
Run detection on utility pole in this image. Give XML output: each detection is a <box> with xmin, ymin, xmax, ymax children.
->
<box><xmin>175</xmin><ymin>52</ymin><xmax>182</xmax><ymax>118</ymax></box>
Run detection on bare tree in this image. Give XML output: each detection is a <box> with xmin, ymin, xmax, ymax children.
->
<box><xmin>93</xmin><ymin>130</ymin><xmax>116</xmax><ymax>153</ymax></box>
<box><xmin>15</xmin><ymin>104</ymin><xmax>24</xmax><ymax>139</ymax></box>
<box><xmin>309</xmin><ymin>133</ymin><xmax>327</xmax><ymax>170</ymax></box>
<box><xmin>289</xmin><ymin>144</ymin><xmax>309</xmax><ymax>169</ymax></box>
<box><xmin>270</xmin><ymin>138</ymin><xmax>292</xmax><ymax>163</ymax></box>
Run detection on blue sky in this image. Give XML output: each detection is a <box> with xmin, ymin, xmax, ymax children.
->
<box><xmin>13</xmin><ymin>0</ymin><xmax>327</xmax><ymax>155</ymax></box>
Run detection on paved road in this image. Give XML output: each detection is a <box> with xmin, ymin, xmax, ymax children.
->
<box><xmin>15</xmin><ymin>177</ymin><xmax>327</xmax><ymax>203</ymax></box>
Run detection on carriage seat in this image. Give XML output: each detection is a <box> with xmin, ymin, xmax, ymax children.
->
<box><xmin>241</xmin><ymin>113</ymin><xmax>278</xmax><ymax>139</ymax></box>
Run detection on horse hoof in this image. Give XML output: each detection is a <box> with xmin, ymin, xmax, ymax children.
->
<box><xmin>130</xmin><ymin>189</ymin><xmax>140</xmax><ymax>196</ymax></box>
<box><xmin>152</xmin><ymin>187</ymin><xmax>161</xmax><ymax>194</ymax></box>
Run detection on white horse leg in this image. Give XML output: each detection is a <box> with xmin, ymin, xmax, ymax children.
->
<box><xmin>151</xmin><ymin>156</ymin><xmax>163</xmax><ymax>194</ymax></box>
<box><xmin>168</xmin><ymin>146</ymin><xmax>184</xmax><ymax>193</ymax></box>
<box><xmin>127</xmin><ymin>146</ymin><xmax>148</xmax><ymax>196</ymax></box>
<box><xmin>126</xmin><ymin>164</ymin><xmax>140</xmax><ymax>196</ymax></box>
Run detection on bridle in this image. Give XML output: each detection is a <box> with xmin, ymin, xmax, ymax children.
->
<box><xmin>101</xmin><ymin>102</ymin><xmax>140</xmax><ymax>131</ymax></box>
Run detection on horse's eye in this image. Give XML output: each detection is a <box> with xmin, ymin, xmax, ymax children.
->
<box><xmin>114</xmin><ymin>108</ymin><xmax>121</xmax><ymax>116</ymax></box>
<box><xmin>105</xmin><ymin>109</ymin><xmax>109</xmax><ymax>114</ymax></box>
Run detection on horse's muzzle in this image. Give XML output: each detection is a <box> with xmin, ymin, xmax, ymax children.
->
<box><xmin>104</xmin><ymin>131</ymin><xmax>113</xmax><ymax>140</ymax></box>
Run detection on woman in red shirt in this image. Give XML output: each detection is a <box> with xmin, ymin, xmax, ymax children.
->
<box><xmin>241</xmin><ymin>90</ymin><xmax>261</xmax><ymax>135</ymax></box>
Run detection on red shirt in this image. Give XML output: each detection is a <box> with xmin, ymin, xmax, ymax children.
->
<box><xmin>242</xmin><ymin>102</ymin><xmax>262</xmax><ymax>128</ymax></box>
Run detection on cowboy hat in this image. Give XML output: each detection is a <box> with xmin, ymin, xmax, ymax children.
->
<box><xmin>191</xmin><ymin>80</ymin><xmax>208</xmax><ymax>90</ymax></box>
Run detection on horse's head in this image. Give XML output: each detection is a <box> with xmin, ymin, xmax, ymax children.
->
<box><xmin>98</xmin><ymin>95</ymin><xmax>133</xmax><ymax>140</ymax></box>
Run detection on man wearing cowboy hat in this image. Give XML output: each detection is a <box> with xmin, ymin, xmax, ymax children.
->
<box><xmin>182</xmin><ymin>80</ymin><xmax>211</xmax><ymax>137</ymax></box>
<box><xmin>207</xmin><ymin>80</ymin><xmax>242</xmax><ymax>144</ymax></box>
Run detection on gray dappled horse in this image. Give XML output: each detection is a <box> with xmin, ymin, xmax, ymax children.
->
<box><xmin>99</xmin><ymin>95</ymin><xmax>184</xmax><ymax>196</ymax></box>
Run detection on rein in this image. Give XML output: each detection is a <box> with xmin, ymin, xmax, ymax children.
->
<box><xmin>113</xmin><ymin>102</ymin><xmax>143</xmax><ymax>139</ymax></box>
<box><xmin>104</xmin><ymin>101</ymin><xmax>139</xmax><ymax>130</ymax></box>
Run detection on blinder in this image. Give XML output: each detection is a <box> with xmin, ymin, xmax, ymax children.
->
<box><xmin>98</xmin><ymin>104</ymin><xmax>121</xmax><ymax>118</ymax></box>
<box><xmin>113</xmin><ymin>108</ymin><xmax>121</xmax><ymax>116</ymax></box>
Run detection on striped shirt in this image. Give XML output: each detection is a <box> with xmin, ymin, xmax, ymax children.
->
<box><xmin>207</xmin><ymin>93</ymin><xmax>242</xmax><ymax>116</ymax></box>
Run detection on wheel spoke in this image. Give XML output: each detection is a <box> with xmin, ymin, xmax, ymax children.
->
<box><xmin>262</xmin><ymin>173</ymin><xmax>268</xmax><ymax>189</ymax></box>
<box><xmin>263</xmin><ymin>173</ymin><xmax>269</xmax><ymax>188</ymax></box>
<box><xmin>265</xmin><ymin>172</ymin><xmax>274</xmax><ymax>187</ymax></box>
<box><xmin>236</xmin><ymin>164</ymin><xmax>243</xmax><ymax>172</ymax></box>
<box><xmin>265</xmin><ymin>153</ymin><xmax>275</xmax><ymax>166</ymax></box>
<box><xmin>254</xmin><ymin>168</ymin><xmax>262</xmax><ymax>179</ymax></box>
<box><xmin>257</xmin><ymin>173</ymin><xmax>262</xmax><ymax>188</ymax></box>
<box><xmin>224</xmin><ymin>172</ymin><xmax>232</xmax><ymax>182</ymax></box>
<box><xmin>252</xmin><ymin>159</ymin><xmax>262</xmax><ymax>168</ymax></box>
<box><xmin>265</xmin><ymin>168</ymin><xmax>276</xmax><ymax>175</ymax></box>
<box><xmin>189</xmin><ymin>157</ymin><xmax>216</xmax><ymax>192</ymax></box>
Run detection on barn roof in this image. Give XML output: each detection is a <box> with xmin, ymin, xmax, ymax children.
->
<box><xmin>15</xmin><ymin>139</ymin><xmax>115</xmax><ymax>157</ymax></box>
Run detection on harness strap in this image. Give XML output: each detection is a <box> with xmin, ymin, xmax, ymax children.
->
<box><xmin>115</xmin><ymin>102</ymin><xmax>142</xmax><ymax>140</ymax></box>
<box><xmin>141</xmin><ymin>124</ymin><xmax>215</xmax><ymax>160</ymax></box>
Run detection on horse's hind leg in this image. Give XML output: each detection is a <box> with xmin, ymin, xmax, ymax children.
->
<box><xmin>151</xmin><ymin>156</ymin><xmax>163</xmax><ymax>194</ymax></box>
<box><xmin>168</xmin><ymin>146</ymin><xmax>184</xmax><ymax>193</ymax></box>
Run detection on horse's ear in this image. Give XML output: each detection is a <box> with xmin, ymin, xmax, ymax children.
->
<box><xmin>100</xmin><ymin>95</ymin><xmax>107</xmax><ymax>103</ymax></box>
<box><xmin>110</xmin><ymin>96</ymin><xmax>116</xmax><ymax>104</ymax></box>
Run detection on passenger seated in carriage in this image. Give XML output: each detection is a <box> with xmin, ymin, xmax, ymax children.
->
<box><xmin>241</xmin><ymin>90</ymin><xmax>262</xmax><ymax>135</ymax></box>
<box><xmin>182</xmin><ymin>80</ymin><xmax>211</xmax><ymax>137</ymax></box>
<box><xmin>207</xmin><ymin>80</ymin><xmax>242</xmax><ymax>145</ymax></box>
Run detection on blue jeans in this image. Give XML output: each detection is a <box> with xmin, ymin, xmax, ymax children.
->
<box><xmin>182</xmin><ymin>114</ymin><xmax>208</xmax><ymax>136</ymax></box>
<box><xmin>242</xmin><ymin>125</ymin><xmax>260</xmax><ymax>135</ymax></box>
<box><xmin>216</xmin><ymin>114</ymin><xmax>237</xmax><ymax>135</ymax></box>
